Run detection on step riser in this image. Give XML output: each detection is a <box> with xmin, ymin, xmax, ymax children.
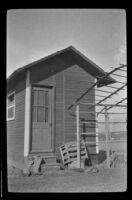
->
<box><xmin>41</xmin><ymin>164</ymin><xmax>60</xmax><ymax>172</ymax></box>
<box><xmin>24</xmin><ymin>155</ymin><xmax>60</xmax><ymax>174</ymax></box>
<box><xmin>44</xmin><ymin>157</ymin><xmax>57</xmax><ymax>164</ymax></box>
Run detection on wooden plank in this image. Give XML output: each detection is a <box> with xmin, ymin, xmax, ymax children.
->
<box><xmin>80</xmin><ymin>132</ymin><xmax>98</xmax><ymax>136</ymax></box>
<box><xmin>105</xmin><ymin>108</ymin><xmax>110</xmax><ymax>168</ymax></box>
<box><xmin>85</xmin><ymin>141</ymin><xmax>99</xmax><ymax>145</ymax></box>
<box><xmin>105</xmin><ymin>98</ymin><xmax>127</xmax><ymax>112</ymax></box>
<box><xmin>100</xmin><ymin>112</ymin><xmax>127</xmax><ymax>115</ymax></box>
<box><xmin>76</xmin><ymin>104</ymin><xmax>81</xmax><ymax>168</ymax></box>
<box><xmin>67</xmin><ymin>65</ymin><xmax>126</xmax><ymax>110</ymax></box>
<box><xmin>89</xmin><ymin>84</ymin><xmax>127</xmax><ymax>112</ymax></box>
<box><xmin>97</xmin><ymin>121</ymin><xmax>126</xmax><ymax>124</ymax></box>
<box><xmin>68</xmin><ymin>149</ymin><xmax>87</xmax><ymax>155</ymax></box>
<box><xmin>61</xmin><ymin>149</ymin><xmax>68</xmax><ymax>154</ymax></box>
<box><xmin>112</xmin><ymin>73</ymin><xmax>126</xmax><ymax>78</ymax></box>
<box><xmin>63</xmin><ymin>70</ymin><xmax>66</xmax><ymax>143</ymax></box>
<box><xmin>24</xmin><ymin>70</ymin><xmax>31</xmax><ymax>157</ymax></box>
<box><xmin>32</xmin><ymin>157</ymin><xmax>42</xmax><ymax>174</ymax></box>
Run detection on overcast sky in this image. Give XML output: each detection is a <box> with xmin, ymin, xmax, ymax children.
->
<box><xmin>7</xmin><ymin>9</ymin><xmax>127</xmax><ymax>113</ymax></box>
<box><xmin>7</xmin><ymin>9</ymin><xmax>126</xmax><ymax>77</ymax></box>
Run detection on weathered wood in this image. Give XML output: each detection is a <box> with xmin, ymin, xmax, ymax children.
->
<box><xmin>105</xmin><ymin>108</ymin><xmax>110</xmax><ymax>168</ymax></box>
<box><xmin>105</xmin><ymin>98</ymin><xmax>127</xmax><ymax>112</ymax></box>
<box><xmin>80</xmin><ymin>132</ymin><xmax>98</xmax><ymax>136</ymax></box>
<box><xmin>89</xmin><ymin>84</ymin><xmax>127</xmax><ymax>113</ymax></box>
<box><xmin>112</xmin><ymin>73</ymin><xmax>126</xmax><ymax>78</ymax></box>
<box><xmin>100</xmin><ymin>112</ymin><xmax>127</xmax><ymax>115</ymax></box>
<box><xmin>24</xmin><ymin>71</ymin><xmax>31</xmax><ymax>157</ymax></box>
<box><xmin>85</xmin><ymin>141</ymin><xmax>99</xmax><ymax>145</ymax></box>
<box><xmin>32</xmin><ymin>157</ymin><xmax>43</xmax><ymax>174</ymax></box>
<box><xmin>76</xmin><ymin>105</ymin><xmax>81</xmax><ymax>168</ymax></box>
<box><xmin>67</xmin><ymin>65</ymin><xmax>126</xmax><ymax>110</ymax></box>
<box><xmin>59</xmin><ymin>140</ymin><xmax>88</xmax><ymax>166</ymax></box>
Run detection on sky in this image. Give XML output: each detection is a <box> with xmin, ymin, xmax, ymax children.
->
<box><xmin>7</xmin><ymin>9</ymin><xmax>126</xmax><ymax>77</ymax></box>
<box><xmin>7</xmin><ymin>9</ymin><xmax>127</xmax><ymax>125</ymax></box>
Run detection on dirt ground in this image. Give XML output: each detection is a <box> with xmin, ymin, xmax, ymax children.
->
<box><xmin>8</xmin><ymin>167</ymin><xmax>127</xmax><ymax>192</ymax></box>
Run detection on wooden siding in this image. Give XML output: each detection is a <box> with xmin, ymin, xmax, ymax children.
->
<box><xmin>7</xmin><ymin>79</ymin><xmax>25</xmax><ymax>168</ymax></box>
<box><xmin>64</xmin><ymin>65</ymin><xmax>96</xmax><ymax>154</ymax></box>
<box><xmin>30</xmin><ymin>63</ymin><xmax>96</xmax><ymax>154</ymax></box>
<box><xmin>31</xmin><ymin>69</ymin><xmax>65</xmax><ymax>152</ymax></box>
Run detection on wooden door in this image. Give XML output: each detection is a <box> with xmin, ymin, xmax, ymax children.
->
<box><xmin>30</xmin><ymin>86</ymin><xmax>53</xmax><ymax>152</ymax></box>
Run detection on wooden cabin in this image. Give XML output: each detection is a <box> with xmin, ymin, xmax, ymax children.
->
<box><xmin>7</xmin><ymin>46</ymin><xmax>115</xmax><ymax>170</ymax></box>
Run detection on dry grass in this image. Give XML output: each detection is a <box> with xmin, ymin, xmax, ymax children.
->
<box><xmin>8</xmin><ymin>167</ymin><xmax>127</xmax><ymax>192</ymax></box>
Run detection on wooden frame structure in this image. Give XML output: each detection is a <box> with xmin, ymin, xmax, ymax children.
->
<box><xmin>67</xmin><ymin>64</ymin><xmax>127</xmax><ymax>168</ymax></box>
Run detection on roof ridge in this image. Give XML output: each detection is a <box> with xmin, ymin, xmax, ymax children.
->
<box><xmin>7</xmin><ymin>45</ymin><xmax>75</xmax><ymax>80</ymax></box>
<box><xmin>7</xmin><ymin>45</ymin><xmax>116</xmax><ymax>86</ymax></box>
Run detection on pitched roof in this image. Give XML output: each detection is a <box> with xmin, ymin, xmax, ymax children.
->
<box><xmin>7</xmin><ymin>46</ymin><xmax>116</xmax><ymax>86</ymax></box>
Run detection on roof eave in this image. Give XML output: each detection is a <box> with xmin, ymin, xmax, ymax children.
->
<box><xmin>7</xmin><ymin>46</ymin><xmax>116</xmax><ymax>86</ymax></box>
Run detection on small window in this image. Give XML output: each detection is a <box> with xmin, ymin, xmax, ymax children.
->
<box><xmin>7</xmin><ymin>92</ymin><xmax>15</xmax><ymax>120</ymax></box>
<box><xmin>32</xmin><ymin>88</ymin><xmax>49</xmax><ymax>123</ymax></box>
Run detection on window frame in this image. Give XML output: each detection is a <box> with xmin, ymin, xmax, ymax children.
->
<box><xmin>31</xmin><ymin>87</ymin><xmax>50</xmax><ymax>123</ymax></box>
<box><xmin>7</xmin><ymin>91</ymin><xmax>15</xmax><ymax>121</ymax></box>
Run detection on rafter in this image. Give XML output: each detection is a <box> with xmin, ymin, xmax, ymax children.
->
<box><xmin>67</xmin><ymin>65</ymin><xmax>126</xmax><ymax>110</ymax></box>
<box><xmin>88</xmin><ymin>84</ymin><xmax>127</xmax><ymax>111</ymax></box>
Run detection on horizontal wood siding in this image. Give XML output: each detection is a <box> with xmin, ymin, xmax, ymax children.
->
<box><xmin>64</xmin><ymin>64</ymin><xmax>96</xmax><ymax>154</ymax></box>
<box><xmin>54</xmin><ymin>72</ymin><xmax>64</xmax><ymax>150</ymax></box>
<box><xmin>7</xmin><ymin>79</ymin><xmax>25</xmax><ymax>168</ymax></box>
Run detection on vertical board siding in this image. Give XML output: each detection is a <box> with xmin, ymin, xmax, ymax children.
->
<box><xmin>54</xmin><ymin>72</ymin><xmax>64</xmax><ymax>150</ymax></box>
<box><xmin>7</xmin><ymin>79</ymin><xmax>25</xmax><ymax>168</ymax></box>
<box><xmin>64</xmin><ymin>65</ymin><xmax>96</xmax><ymax>154</ymax></box>
<box><xmin>29</xmin><ymin>64</ymin><xmax>96</xmax><ymax>154</ymax></box>
<box><xmin>7</xmin><ymin>62</ymin><xmax>97</xmax><ymax>169</ymax></box>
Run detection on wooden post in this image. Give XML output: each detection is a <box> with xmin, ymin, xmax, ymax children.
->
<box><xmin>96</xmin><ymin>113</ymin><xmax>99</xmax><ymax>154</ymax></box>
<box><xmin>24</xmin><ymin>70</ymin><xmax>31</xmax><ymax>157</ymax></box>
<box><xmin>105</xmin><ymin>107</ymin><xmax>110</xmax><ymax>168</ymax></box>
<box><xmin>76</xmin><ymin>104</ymin><xmax>81</xmax><ymax>168</ymax></box>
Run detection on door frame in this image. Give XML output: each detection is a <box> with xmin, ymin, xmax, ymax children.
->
<box><xmin>29</xmin><ymin>84</ymin><xmax>55</xmax><ymax>153</ymax></box>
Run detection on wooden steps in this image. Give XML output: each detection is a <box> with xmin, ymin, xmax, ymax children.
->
<box><xmin>43</xmin><ymin>156</ymin><xmax>57</xmax><ymax>164</ymax></box>
<box><xmin>24</xmin><ymin>154</ymin><xmax>60</xmax><ymax>175</ymax></box>
<box><xmin>41</xmin><ymin>162</ymin><xmax>60</xmax><ymax>172</ymax></box>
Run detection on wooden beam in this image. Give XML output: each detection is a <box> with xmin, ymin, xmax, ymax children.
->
<box><xmin>106</xmin><ymin>98</ymin><xmax>127</xmax><ymax>111</ymax></box>
<box><xmin>80</xmin><ymin>121</ymin><xmax>96</xmax><ymax>124</ymax></box>
<box><xmin>111</xmin><ymin>65</ymin><xmax>127</xmax><ymax>71</ymax></box>
<box><xmin>81</xmin><ymin>121</ymin><xmax>126</xmax><ymax>124</ymax></box>
<box><xmin>80</xmin><ymin>133</ymin><xmax>98</xmax><ymax>136</ymax></box>
<box><xmin>85</xmin><ymin>141</ymin><xmax>99</xmax><ymax>145</ymax></box>
<box><xmin>76</xmin><ymin>105</ymin><xmax>81</xmax><ymax>168</ymax></box>
<box><xmin>80</xmin><ymin>131</ymin><xmax>127</xmax><ymax>135</ymax></box>
<box><xmin>98</xmin><ymin>121</ymin><xmax>126</xmax><ymax>124</ymax></box>
<box><xmin>99</xmin><ymin>103</ymin><xmax>126</xmax><ymax>107</ymax></box>
<box><xmin>79</xmin><ymin>102</ymin><xmax>126</xmax><ymax>107</ymax></box>
<box><xmin>116</xmin><ymin>81</ymin><xmax>127</xmax><ymax>84</ymax></box>
<box><xmin>117</xmin><ymin>69</ymin><xmax>127</xmax><ymax>72</ymax></box>
<box><xmin>95</xmin><ymin>89</ymin><xmax>115</xmax><ymax>94</ymax></box>
<box><xmin>105</xmin><ymin>85</ymin><xmax>125</xmax><ymax>90</ymax></box>
<box><xmin>99</xmin><ymin>98</ymin><xmax>127</xmax><ymax>114</ymax></box>
<box><xmin>24</xmin><ymin>71</ymin><xmax>31</xmax><ymax>157</ymax></box>
<box><xmin>105</xmin><ymin>108</ymin><xmax>110</xmax><ymax>168</ymax></box>
<box><xmin>100</xmin><ymin>112</ymin><xmax>127</xmax><ymax>115</ymax></box>
<box><xmin>112</xmin><ymin>73</ymin><xmax>127</xmax><ymax>78</ymax></box>
<box><xmin>67</xmin><ymin>65</ymin><xmax>126</xmax><ymax>110</ymax></box>
<box><xmin>111</xmin><ymin>67</ymin><xmax>127</xmax><ymax>72</ymax></box>
<box><xmin>89</xmin><ymin>84</ymin><xmax>127</xmax><ymax>112</ymax></box>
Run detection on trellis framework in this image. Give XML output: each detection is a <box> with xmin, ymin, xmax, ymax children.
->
<box><xmin>67</xmin><ymin>64</ymin><xmax>127</xmax><ymax>168</ymax></box>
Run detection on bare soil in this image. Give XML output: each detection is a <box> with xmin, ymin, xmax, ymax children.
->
<box><xmin>8</xmin><ymin>167</ymin><xmax>127</xmax><ymax>192</ymax></box>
